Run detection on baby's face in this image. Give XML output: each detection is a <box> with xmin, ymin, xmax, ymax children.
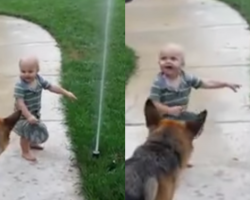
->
<box><xmin>20</xmin><ymin>63</ymin><xmax>38</xmax><ymax>83</ymax></box>
<box><xmin>158</xmin><ymin>47</ymin><xmax>184</xmax><ymax>78</ymax></box>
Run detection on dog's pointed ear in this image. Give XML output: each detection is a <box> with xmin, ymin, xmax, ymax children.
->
<box><xmin>186</xmin><ymin>110</ymin><xmax>207</xmax><ymax>138</ymax></box>
<box><xmin>3</xmin><ymin>110</ymin><xmax>21</xmax><ymax>130</ymax></box>
<box><xmin>144</xmin><ymin>99</ymin><xmax>161</xmax><ymax>128</ymax></box>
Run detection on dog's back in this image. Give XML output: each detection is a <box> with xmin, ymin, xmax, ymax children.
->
<box><xmin>125</xmin><ymin>128</ymin><xmax>182</xmax><ymax>200</ymax></box>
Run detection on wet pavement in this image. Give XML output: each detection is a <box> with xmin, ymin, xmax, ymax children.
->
<box><xmin>0</xmin><ymin>16</ymin><xmax>82</xmax><ymax>200</ymax></box>
<box><xmin>126</xmin><ymin>0</ymin><xmax>250</xmax><ymax>199</ymax></box>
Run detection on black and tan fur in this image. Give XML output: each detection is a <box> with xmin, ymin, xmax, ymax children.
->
<box><xmin>0</xmin><ymin>110</ymin><xmax>21</xmax><ymax>155</ymax></box>
<box><xmin>125</xmin><ymin>99</ymin><xmax>207</xmax><ymax>200</ymax></box>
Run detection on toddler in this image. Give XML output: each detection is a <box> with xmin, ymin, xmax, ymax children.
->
<box><xmin>149</xmin><ymin>43</ymin><xmax>241</xmax><ymax>121</ymax></box>
<box><xmin>14</xmin><ymin>55</ymin><xmax>77</xmax><ymax>162</ymax></box>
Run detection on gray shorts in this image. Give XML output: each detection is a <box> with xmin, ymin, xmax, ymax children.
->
<box><xmin>14</xmin><ymin>114</ymin><xmax>49</xmax><ymax>144</ymax></box>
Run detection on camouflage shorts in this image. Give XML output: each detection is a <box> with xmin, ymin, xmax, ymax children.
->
<box><xmin>14</xmin><ymin>119</ymin><xmax>49</xmax><ymax>144</ymax></box>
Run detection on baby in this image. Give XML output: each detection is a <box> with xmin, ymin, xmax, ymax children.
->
<box><xmin>14</xmin><ymin>55</ymin><xmax>77</xmax><ymax>162</ymax></box>
<box><xmin>149</xmin><ymin>43</ymin><xmax>241</xmax><ymax>121</ymax></box>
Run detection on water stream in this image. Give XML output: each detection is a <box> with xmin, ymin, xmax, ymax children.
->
<box><xmin>93</xmin><ymin>0</ymin><xmax>114</xmax><ymax>156</ymax></box>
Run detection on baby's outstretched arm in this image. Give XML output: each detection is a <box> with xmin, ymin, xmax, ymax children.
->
<box><xmin>186</xmin><ymin>72</ymin><xmax>241</xmax><ymax>92</ymax></box>
<box><xmin>200</xmin><ymin>80</ymin><xmax>241</xmax><ymax>92</ymax></box>
<box><xmin>48</xmin><ymin>85</ymin><xmax>77</xmax><ymax>100</ymax></box>
<box><xmin>38</xmin><ymin>75</ymin><xmax>77</xmax><ymax>100</ymax></box>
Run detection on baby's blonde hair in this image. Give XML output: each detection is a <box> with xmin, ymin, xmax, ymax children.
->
<box><xmin>19</xmin><ymin>55</ymin><xmax>40</xmax><ymax>71</ymax></box>
<box><xmin>159</xmin><ymin>43</ymin><xmax>185</xmax><ymax>67</ymax></box>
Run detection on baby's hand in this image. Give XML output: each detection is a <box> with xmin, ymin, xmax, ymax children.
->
<box><xmin>27</xmin><ymin>115</ymin><xmax>38</xmax><ymax>124</ymax></box>
<box><xmin>226</xmin><ymin>83</ymin><xmax>241</xmax><ymax>92</ymax></box>
<box><xmin>168</xmin><ymin>106</ymin><xmax>185</xmax><ymax>116</ymax></box>
<box><xmin>65</xmin><ymin>91</ymin><xmax>77</xmax><ymax>100</ymax></box>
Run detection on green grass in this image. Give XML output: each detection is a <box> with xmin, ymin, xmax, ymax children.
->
<box><xmin>219</xmin><ymin>0</ymin><xmax>250</xmax><ymax>23</ymax></box>
<box><xmin>0</xmin><ymin>0</ymin><xmax>136</xmax><ymax>200</ymax></box>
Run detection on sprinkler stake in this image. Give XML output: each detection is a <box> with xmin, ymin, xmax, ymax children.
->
<box><xmin>92</xmin><ymin>150</ymin><xmax>100</xmax><ymax>158</ymax></box>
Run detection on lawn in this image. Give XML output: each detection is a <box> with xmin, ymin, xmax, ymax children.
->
<box><xmin>219</xmin><ymin>0</ymin><xmax>250</xmax><ymax>22</ymax></box>
<box><xmin>0</xmin><ymin>0</ymin><xmax>135</xmax><ymax>200</ymax></box>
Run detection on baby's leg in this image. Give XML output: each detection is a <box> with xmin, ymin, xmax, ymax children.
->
<box><xmin>20</xmin><ymin>137</ymin><xmax>37</xmax><ymax>162</ymax></box>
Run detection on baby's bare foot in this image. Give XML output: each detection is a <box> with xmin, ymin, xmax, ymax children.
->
<box><xmin>22</xmin><ymin>153</ymin><xmax>37</xmax><ymax>162</ymax></box>
<box><xmin>30</xmin><ymin>144</ymin><xmax>44</xmax><ymax>150</ymax></box>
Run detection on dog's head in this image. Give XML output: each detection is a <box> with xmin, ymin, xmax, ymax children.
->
<box><xmin>144</xmin><ymin>99</ymin><xmax>207</xmax><ymax>141</ymax></box>
<box><xmin>0</xmin><ymin>110</ymin><xmax>21</xmax><ymax>155</ymax></box>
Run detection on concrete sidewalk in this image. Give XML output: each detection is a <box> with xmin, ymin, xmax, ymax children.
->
<box><xmin>125</xmin><ymin>0</ymin><xmax>250</xmax><ymax>199</ymax></box>
<box><xmin>0</xmin><ymin>16</ymin><xmax>82</xmax><ymax>200</ymax></box>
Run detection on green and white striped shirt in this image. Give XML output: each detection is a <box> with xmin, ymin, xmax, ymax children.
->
<box><xmin>14</xmin><ymin>75</ymin><xmax>51</xmax><ymax>119</ymax></box>
<box><xmin>149</xmin><ymin>71</ymin><xmax>202</xmax><ymax>107</ymax></box>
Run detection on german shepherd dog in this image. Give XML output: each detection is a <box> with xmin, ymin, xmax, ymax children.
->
<box><xmin>125</xmin><ymin>99</ymin><xmax>207</xmax><ymax>200</ymax></box>
<box><xmin>0</xmin><ymin>110</ymin><xmax>21</xmax><ymax>155</ymax></box>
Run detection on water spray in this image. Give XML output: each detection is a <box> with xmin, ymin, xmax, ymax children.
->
<box><xmin>92</xmin><ymin>0</ymin><xmax>113</xmax><ymax>158</ymax></box>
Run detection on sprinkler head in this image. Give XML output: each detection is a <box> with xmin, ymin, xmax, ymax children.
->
<box><xmin>92</xmin><ymin>150</ymin><xmax>100</xmax><ymax>158</ymax></box>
